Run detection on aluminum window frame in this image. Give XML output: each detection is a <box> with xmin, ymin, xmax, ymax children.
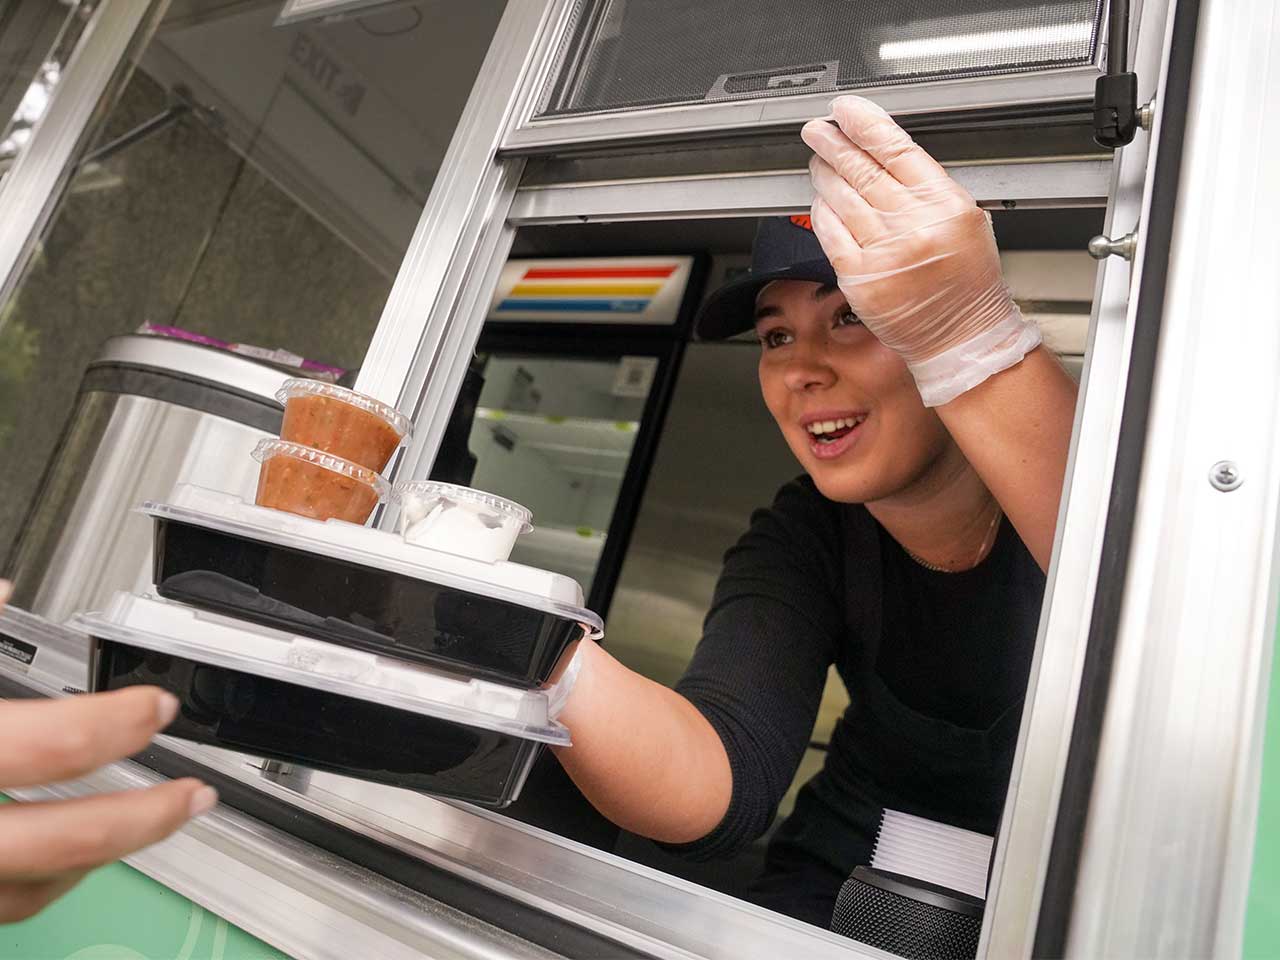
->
<box><xmin>1058</xmin><ymin>0</ymin><xmax>1280</xmax><ymax>954</ymax></box>
<box><xmin>365</xmin><ymin>2</ymin><xmax>1176</xmax><ymax>955</ymax></box>
<box><xmin>374</xmin><ymin>115</ymin><xmax>1133</xmax><ymax>960</ymax></box>
<box><xmin>981</xmin><ymin>0</ymin><xmax>1175</xmax><ymax>953</ymax></box>
<box><xmin>499</xmin><ymin>0</ymin><xmax>1113</xmax><ymax>153</ymax></box>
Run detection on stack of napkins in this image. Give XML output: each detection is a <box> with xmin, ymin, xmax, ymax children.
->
<box><xmin>870</xmin><ymin>809</ymin><xmax>993</xmax><ymax>899</ymax></box>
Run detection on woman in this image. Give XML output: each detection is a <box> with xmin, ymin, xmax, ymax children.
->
<box><xmin>549</xmin><ymin>96</ymin><xmax>1078</xmax><ymax>926</ymax></box>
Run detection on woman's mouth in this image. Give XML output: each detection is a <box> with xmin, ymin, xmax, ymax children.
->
<box><xmin>803</xmin><ymin>413</ymin><xmax>867</xmax><ymax>461</ymax></box>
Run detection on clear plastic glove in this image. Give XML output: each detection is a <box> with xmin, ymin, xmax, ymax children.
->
<box><xmin>545</xmin><ymin>639</ymin><xmax>584</xmax><ymax>720</ymax></box>
<box><xmin>0</xmin><ymin>582</ymin><xmax>215</xmax><ymax>923</ymax></box>
<box><xmin>800</xmin><ymin>95</ymin><xmax>1041</xmax><ymax>407</ymax></box>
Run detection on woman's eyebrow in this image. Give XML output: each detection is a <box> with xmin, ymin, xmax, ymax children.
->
<box><xmin>754</xmin><ymin>303</ymin><xmax>783</xmax><ymax>322</ymax></box>
<box><xmin>814</xmin><ymin>283</ymin><xmax>841</xmax><ymax>301</ymax></box>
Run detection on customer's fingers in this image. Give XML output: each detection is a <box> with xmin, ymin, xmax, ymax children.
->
<box><xmin>0</xmin><ymin>687</ymin><xmax>179</xmax><ymax>788</ymax></box>
<box><xmin>0</xmin><ymin>871</ymin><xmax>87</xmax><ymax>924</ymax></box>
<box><xmin>0</xmin><ymin>778</ymin><xmax>213</xmax><ymax>880</ymax></box>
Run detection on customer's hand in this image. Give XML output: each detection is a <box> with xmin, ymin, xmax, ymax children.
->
<box><xmin>801</xmin><ymin>96</ymin><xmax>1041</xmax><ymax>407</ymax></box>
<box><xmin>0</xmin><ymin>581</ymin><xmax>215</xmax><ymax>922</ymax></box>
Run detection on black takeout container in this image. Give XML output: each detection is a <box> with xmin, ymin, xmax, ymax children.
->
<box><xmin>143</xmin><ymin>487</ymin><xmax>603</xmax><ymax>688</ymax></box>
<box><xmin>77</xmin><ymin>594</ymin><xmax>570</xmax><ymax>807</ymax></box>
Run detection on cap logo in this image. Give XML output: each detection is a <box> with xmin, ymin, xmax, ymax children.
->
<box><xmin>790</xmin><ymin>214</ymin><xmax>814</xmax><ymax>232</ymax></box>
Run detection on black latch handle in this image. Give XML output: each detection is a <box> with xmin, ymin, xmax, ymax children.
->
<box><xmin>1094</xmin><ymin>72</ymin><xmax>1139</xmax><ymax>148</ymax></box>
<box><xmin>1094</xmin><ymin>0</ymin><xmax>1139</xmax><ymax>148</ymax></box>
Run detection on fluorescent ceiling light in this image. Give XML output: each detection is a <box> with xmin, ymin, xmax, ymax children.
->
<box><xmin>276</xmin><ymin>0</ymin><xmax>413</xmax><ymax>27</ymax></box>
<box><xmin>879</xmin><ymin>22</ymin><xmax>1094</xmax><ymax>62</ymax></box>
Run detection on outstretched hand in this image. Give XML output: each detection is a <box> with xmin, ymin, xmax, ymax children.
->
<box><xmin>0</xmin><ymin>582</ymin><xmax>215</xmax><ymax>923</ymax></box>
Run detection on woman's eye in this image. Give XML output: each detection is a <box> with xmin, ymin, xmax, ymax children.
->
<box><xmin>834</xmin><ymin>308</ymin><xmax>861</xmax><ymax>329</ymax></box>
<box><xmin>758</xmin><ymin>329</ymin><xmax>793</xmax><ymax>349</ymax></box>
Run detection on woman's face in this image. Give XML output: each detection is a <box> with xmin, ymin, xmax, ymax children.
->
<box><xmin>755</xmin><ymin>279</ymin><xmax>952</xmax><ymax>504</ymax></box>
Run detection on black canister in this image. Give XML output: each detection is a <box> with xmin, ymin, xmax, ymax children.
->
<box><xmin>829</xmin><ymin>866</ymin><xmax>984</xmax><ymax>960</ymax></box>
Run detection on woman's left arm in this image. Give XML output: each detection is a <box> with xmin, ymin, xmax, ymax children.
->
<box><xmin>802</xmin><ymin>96</ymin><xmax>1079</xmax><ymax>571</ymax></box>
<box><xmin>935</xmin><ymin>347</ymin><xmax>1076</xmax><ymax>571</ymax></box>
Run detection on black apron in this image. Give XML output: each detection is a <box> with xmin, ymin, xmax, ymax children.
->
<box><xmin>748</xmin><ymin>507</ymin><xmax>1026</xmax><ymax>928</ymax></box>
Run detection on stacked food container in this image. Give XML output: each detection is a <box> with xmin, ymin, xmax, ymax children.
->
<box><xmin>71</xmin><ymin>381</ymin><xmax>602</xmax><ymax>807</ymax></box>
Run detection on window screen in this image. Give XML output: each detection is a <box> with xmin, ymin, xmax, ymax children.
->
<box><xmin>537</xmin><ymin>0</ymin><xmax>1104</xmax><ymax>118</ymax></box>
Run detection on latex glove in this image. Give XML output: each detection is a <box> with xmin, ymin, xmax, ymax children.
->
<box><xmin>0</xmin><ymin>583</ymin><xmax>215</xmax><ymax>923</ymax></box>
<box><xmin>801</xmin><ymin>96</ymin><xmax>1041</xmax><ymax>407</ymax></box>
<box><xmin>545</xmin><ymin>639</ymin><xmax>585</xmax><ymax>720</ymax></box>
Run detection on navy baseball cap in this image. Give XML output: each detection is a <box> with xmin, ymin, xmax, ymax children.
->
<box><xmin>695</xmin><ymin>215</ymin><xmax>838</xmax><ymax>340</ymax></box>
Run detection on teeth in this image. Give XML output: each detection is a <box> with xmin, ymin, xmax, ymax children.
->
<box><xmin>806</xmin><ymin>415</ymin><xmax>865</xmax><ymax>436</ymax></box>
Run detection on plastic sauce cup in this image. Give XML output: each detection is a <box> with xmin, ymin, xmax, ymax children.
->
<box><xmin>276</xmin><ymin>379</ymin><xmax>411</xmax><ymax>473</ymax></box>
<box><xmin>253</xmin><ymin>439</ymin><xmax>389</xmax><ymax>524</ymax></box>
<box><xmin>394</xmin><ymin>481</ymin><xmax>532</xmax><ymax>563</ymax></box>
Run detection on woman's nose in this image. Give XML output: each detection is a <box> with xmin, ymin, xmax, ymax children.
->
<box><xmin>783</xmin><ymin>343</ymin><xmax>837</xmax><ymax>393</ymax></box>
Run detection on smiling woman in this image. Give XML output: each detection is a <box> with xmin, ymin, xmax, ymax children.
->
<box><xmin>753</xmin><ymin>278</ymin><xmax>953</xmax><ymax>505</ymax></box>
<box><xmin>544</xmin><ymin>96</ymin><xmax>1076</xmax><ymax>928</ymax></box>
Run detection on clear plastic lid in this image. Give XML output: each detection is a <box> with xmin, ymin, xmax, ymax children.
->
<box><xmin>275</xmin><ymin>379</ymin><xmax>412</xmax><ymax>439</ymax></box>
<box><xmin>394</xmin><ymin>481</ymin><xmax>533</xmax><ymax>533</ymax></box>
<box><xmin>74</xmin><ymin>593</ymin><xmax>570</xmax><ymax>745</ymax></box>
<box><xmin>252</xmin><ymin>439</ymin><xmax>391</xmax><ymax>498</ymax></box>
<box><xmin>142</xmin><ymin>485</ymin><xmax>604</xmax><ymax>639</ymax></box>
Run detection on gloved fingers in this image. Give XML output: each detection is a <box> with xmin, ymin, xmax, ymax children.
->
<box><xmin>801</xmin><ymin>119</ymin><xmax>911</xmax><ymax>211</ymax></box>
<box><xmin>810</xmin><ymin>195</ymin><xmax>864</xmax><ymax>278</ymax></box>
<box><xmin>828</xmin><ymin>95</ymin><xmax>949</xmax><ymax>187</ymax></box>
<box><xmin>808</xmin><ymin>155</ymin><xmax>884</xmax><ymax>246</ymax></box>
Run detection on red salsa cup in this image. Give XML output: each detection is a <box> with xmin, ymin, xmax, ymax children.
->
<box><xmin>252</xmin><ymin>438</ymin><xmax>388</xmax><ymax>524</ymax></box>
<box><xmin>276</xmin><ymin>379</ymin><xmax>410</xmax><ymax>474</ymax></box>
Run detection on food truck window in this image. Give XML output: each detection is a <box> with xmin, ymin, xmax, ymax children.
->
<box><xmin>0</xmin><ymin>0</ymin><xmax>508</xmax><ymax>561</ymax></box>
<box><xmin>465</xmin><ymin>209</ymin><xmax>1102</xmax><ymax>902</ymax></box>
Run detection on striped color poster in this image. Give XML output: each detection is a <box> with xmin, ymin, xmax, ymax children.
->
<box><xmin>488</xmin><ymin>257</ymin><xmax>694</xmax><ymax>325</ymax></box>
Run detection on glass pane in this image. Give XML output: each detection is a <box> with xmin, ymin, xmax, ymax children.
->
<box><xmin>538</xmin><ymin>0</ymin><xmax>1103</xmax><ymax>118</ymax></box>
<box><xmin>0</xmin><ymin>0</ymin><xmax>92</xmax><ymax>181</ymax></box>
<box><xmin>0</xmin><ymin>0</ymin><xmax>508</xmax><ymax>560</ymax></box>
<box><xmin>466</xmin><ymin>354</ymin><xmax>651</xmax><ymax>597</ymax></box>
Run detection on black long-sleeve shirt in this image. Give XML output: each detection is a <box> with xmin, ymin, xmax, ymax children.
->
<box><xmin>670</xmin><ymin>476</ymin><xmax>1044</xmax><ymax>865</ymax></box>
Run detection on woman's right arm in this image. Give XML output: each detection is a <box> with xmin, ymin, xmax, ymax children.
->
<box><xmin>551</xmin><ymin>639</ymin><xmax>733</xmax><ymax>845</ymax></box>
<box><xmin>549</xmin><ymin>479</ymin><xmax>844</xmax><ymax>849</ymax></box>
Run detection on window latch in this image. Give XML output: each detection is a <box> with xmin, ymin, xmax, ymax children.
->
<box><xmin>1094</xmin><ymin>0</ymin><xmax>1139</xmax><ymax>148</ymax></box>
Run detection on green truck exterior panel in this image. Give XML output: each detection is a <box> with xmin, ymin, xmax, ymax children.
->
<box><xmin>2</xmin><ymin>858</ymin><xmax>287</xmax><ymax>960</ymax></box>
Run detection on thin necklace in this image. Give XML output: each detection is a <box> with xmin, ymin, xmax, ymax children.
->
<box><xmin>906</xmin><ymin>506</ymin><xmax>1002</xmax><ymax>573</ymax></box>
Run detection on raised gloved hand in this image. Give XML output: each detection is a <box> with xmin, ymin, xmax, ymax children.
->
<box><xmin>800</xmin><ymin>95</ymin><xmax>1041</xmax><ymax>407</ymax></box>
